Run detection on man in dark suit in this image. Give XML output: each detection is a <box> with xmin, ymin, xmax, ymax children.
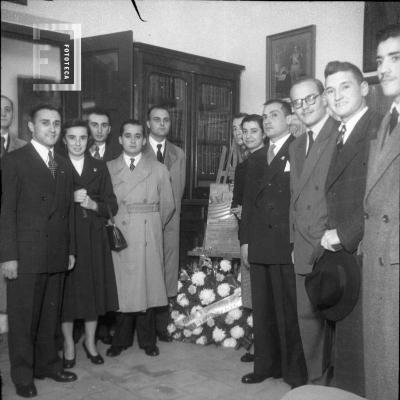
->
<box><xmin>87</xmin><ymin>108</ymin><xmax>120</xmax><ymax>162</ymax></box>
<box><xmin>322</xmin><ymin>61</ymin><xmax>382</xmax><ymax>396</ymax></box>
<box><xmin>0</xmin><ymin>105</ymin><xmax>77</xmax><ymax>398</ymax></box>
<box><xmin>362</xmin><ymin>25</ymin><xmax>399</xmax><ymax>400</ymax></box>
<box><xmin>145</xmin><ymin>105</ymin><xmax>186</xmax><ymax>342</ymax></box>
<box><xmin>289</xmin><ymin>78</ymin><xmax>339</xmax><ymax>385</ymax></box>
<box><xmin>240</xmin><ymin>108</ymin><xmax>307</xmax><ymax>388</ymax></box>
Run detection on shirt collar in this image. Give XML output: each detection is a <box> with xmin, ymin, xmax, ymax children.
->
<box><xmin>1</xmin><ymin>132</ymin><xmax>9</xmax><ymax>148</ymax></box>
<box><xmin>339</xmin><ymin>106</ymin><xmax>368</xmax><ymax>143</ymax></box>
<box><xmin>270</xmin><ymin>133</ymin><xmax>291</xmax><ymax>154</ymax></box>
<box><xmin>31</xmin><ymin>139</ymin><xmax>53</xmax><ymax>164</ymax></box>
<box><xmin>390</xmin><ymin>102</ymin><xmax>400</xmax><ymax>115</ymax></box>
<box><xmin>91</xmin><ymin>142</ymin><xmax>106</xmax><ymax>156</ymax></box>
<box><xmin>123</xmin><ymin>151</ymin><xmax>142</xmax><ymax>168</ymax></box>
<box><xmin>149</xmin><ymin>135</ymin><xmax>166</xmax><ymax>154</ymax></box>
<box><xmin>308</xmin><ymin>113</ymin><xmax>329</xmax><ymax>140</ymax></box>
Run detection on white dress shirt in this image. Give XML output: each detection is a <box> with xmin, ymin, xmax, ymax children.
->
<box><xmin>70</xmin><ymin>157</ymin><xmax>84</xmax><ymax>176</ymax></box>
<box><xmin>91</xmin><ymin>142</ymin><xmax>106</xmax><ymax>158</ymax></box>
<box><xmin>306</xmin><ymin>113</ymin><xmax>330</xmax><ymax>154</ymax></box>
<box><xmin>31</xmin><ymin>139</ymin><xmax>54</xmax><ymax>165</ymax></box>
<box><xmin>123</xmin><ymin>151</ymin><xmax>142</xmax><ymax>169</ymax></box>
<box><xmin>339</xmin><ymin>106</ymin><xmax>368</xmax><ymax>144</ymax></box>
<box><xmin>149</xmin><ymin>135</ymin><xmax>166</xmax><ymax>156</ymax></box>
<box><xmin>270</xmin><ymin>133</ymin><xmax>291</xmax><ymax>155</ymax></box>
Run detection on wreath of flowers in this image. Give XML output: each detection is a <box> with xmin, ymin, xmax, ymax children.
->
<box><xmin>168</xmin><ymin>256</ymin><xmax>253</xmax><ymax>349</ymax></box>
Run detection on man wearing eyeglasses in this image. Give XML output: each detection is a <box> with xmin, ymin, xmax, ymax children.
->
<box><xmin>322</xmin><ymin>61</ymin><xmax>382</xmax><ymax>396</ymax></box>
<box><xmin>289</xmin><ymin>78</ymin><xmax>339</xmax><ymax>385</ymax></box>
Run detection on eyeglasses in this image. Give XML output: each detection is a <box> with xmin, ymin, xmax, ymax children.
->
<box><xmin>291</xmin><ymin>94</ymin><xmax>320</xmax><ymax>109</ymax></box>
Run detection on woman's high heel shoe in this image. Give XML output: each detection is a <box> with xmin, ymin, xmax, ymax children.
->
<box><xmin>63</xmin><ymin>355</ymin><xmax>76</xmax><ymax>369</ymax></box>
<box><xmin>82</xmin><ymin>342</ymin><xmax>104</xmax><ymax>365</ymax></box>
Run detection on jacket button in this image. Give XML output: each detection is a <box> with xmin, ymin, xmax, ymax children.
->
<box><xmin>378</xmin><ymin>257</ymin><xmax>384</xmax><ymax>266</ymax></box>
<box><xmin>268</xmin><ymin>224</ymin><xmax>273</xmax><ymax>229</ymax></box>
<box><xmin>382</xmin><ymin>215</ymin><xmax>389</xmax><ymax>223</ymax></box>
<box><xmin>315</xmin><ymin>185</ymin><xmax>319</xmax><ymax>190</ymax></box>
<box><xmin>364</xmin><ymin>212</ymin><xmax>369</xmax><ymax>219</ymax></box>
<box><xmin>307</xmin><ymin>205</ymin><xmax>311</xmax><ymax>210</ymax></box>
<box><xmin>41</xmin><ymin>196</ymin><xmax>47</xmax><ymax>201</ymax></box>
<box><xmin>121</xmin><ymin>200</ymin><xmax>126</xmax><ymax>205</ymax></box>
<box><xmin>122</xmin><ymin>221</ymin><xmax>126</xmax><ymax>226</ymax></box>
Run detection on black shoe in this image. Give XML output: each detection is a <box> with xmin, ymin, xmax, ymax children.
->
<box><xmin>106</xmin><ymin>345</ymin><xmax>127</xmax><ymax>357</ymax></box>
<box><xmin>144</xmin><ymin>345</ymin><xmax>159</xmax><ymax>356</ymax></box>
<box><xmin>15</xmin><ymin>383</ymin><xmax>37</xmax><ymax>398</ymax></box>
<box><xmin>157</xmin><ymin>332</ymin><xmax>172</xmax><ymax>342</ymax></box>
<box><xmin>241</xmin><ymin>373</ymin><xmax>271</xmax><ymax>384</ymax></box>
<box><xmin>240</xmin><ymin>352</ymin><xmax>255</xmax><ymax>362</ymax></box>
<box><xmin>82</xmin><ymin>342</ymin><xmax>104</xmax><ymax>364</ymax></box>
<box><xmin>35</xmin><ymin>370</ymin><xmax>77</xmax><ymax>383</ymax></box>
<box><xmin>63</xmin><ymin>355</ymin><xmax>76</xmax><ymax>369</ymax></box>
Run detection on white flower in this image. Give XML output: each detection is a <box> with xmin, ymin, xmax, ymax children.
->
<box><xmin>177</xmin><ymin>281</ymin><xmax>183</xmax><ymax>291</ymax></box>
<box><xmin>190</xmin><ymin>305</ymin><xmax>203</xmax><ymax>315</ymax></box>
<box><xmin>212</xmin><ymin>327</ymin><xmax>226</xmax><ymax>342</ymax></box>
<box><xmin>191</xmin><ymin>271</ymin><xmax>206</xmax><ymax>286</ymax></box>
<box><xmin>177</xmin><ymin>293</ymin><xmax>189</xmax><ymax>307</ymax></box>
<box><xmin>167</xmin><ymin>323</ymin><xmax>176</xmax><ymax>334</ymax></box>
<box><xmin>173</xmin><ymin>332</ymin><xmax>181</xmax><ymax>339</ymax></box>
<box><xmin>217</xmin><ymin>283</ymin><xmax>231</xmax><ymax>298</ymax></box>
<box><xmin>171</xmin><ymin>310</ymin><xmax>181</xmax><ymax>320</ymax></box>
<box><xmin>230</xmin><ymin>325</ymin><xmax>244</xmax><ymax>339</ymax></box>
<box><xmin>188</xmin><ymin>284</ymin><xmax>197</xmax><ymax>295</ymax></box>
<box><xmin>228</xmin><ymin>308</ymin><xmax>242</xmax><ymax>321</ymax></box>
<box><xmin>223</xmin><ymin>338</ymin><xmax>237</xmax><ymax>348</ymax></box>
<box><xmin>234</xmin><ymin>287</ymin><xmax>241</xmax><ymax>295</ymax></box>
<box><xmin>219</xmin><ymin>259</ymin><xmax>232</xmax><ymax>272</ymax></box>
<box><xmin>192</xmin><ymin>326</ymin><xmax>203</xmax><ymax>335</ymax></box>
<box><xmin>196</xmin><ymin>336</ymin><xmax>207</xmax><ymax>345</ymax></box>
<box><xmin>183</xmin><ymin>329</ymin><xmax>192</xmax><ymax>337</ymax></box>
<box><xmin>207</xmin><ymin>318</ymin><xmax>215</xmax><ymax>327</ymax></box>
<box><xmin>199</xmin><ymin>288</ymin><xmax>216</xmax><ymax>305</ymax></box>
<box><xmin>247</xmin><ymin>314</ymin><xmax>253</xmax><ymax>327</ymax></box>
<box><xmin>215</xmin><ymin>272</ymin><xmax>225</xmax><ymax>282</ymax></box>
<box><xmin>225</xmin><ymin>315</ymin><xmax>234</xmax><ymax>325</ymax></box>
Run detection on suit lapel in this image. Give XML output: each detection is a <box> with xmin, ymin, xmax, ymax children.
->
<box><xmin>164</xmin><ymin>140</ymin><xmax>178</xmax><ymax>169</ymax></box>
<box><xmin>365</xmin><ymin>113</ymin><xmax>400</xmax><ymax>199</ymax></box>
<box><xmin>326</xmin><ymin>111</ymin><xmax>372</xmax><ymax>190</ymax></box>
<box><xmin>294</xmin><ymin>117</ymin><xmax>337</xmax><ymax>201</ymax></box>
<box><xmin>27</xmin><ymin>143</ymin><xmax>55</xmax><ymax>187</ymax></box>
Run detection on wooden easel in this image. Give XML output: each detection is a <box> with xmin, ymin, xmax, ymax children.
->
<box><xmin>215</xmin><ymin>142</ymin><xmax>238</xmax><ymax>184</ymax></box>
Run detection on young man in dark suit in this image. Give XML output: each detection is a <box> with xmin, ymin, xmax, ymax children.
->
<box><xmin>289</xmin><ymin>78</ymin><xmax>339</xmax><ymax>385</ymax></box>
<box><xmin>240</xmin><ymin>109</ymin><xmax>307</xmax><ymax>388</ymax></box>
<box><xmin>0</xmin><ymin>105</ymin><xmax>77</xmax><ymax>398</ymax></box>
<box><xmin>322</xmin><ymin>61</ymin><xmax>382</xmax><ymax>396</ymax></box>
<box><xmin>145</xmin><ymin>105</ymin><xmax>186</xmax><ymax>342</ymax></box>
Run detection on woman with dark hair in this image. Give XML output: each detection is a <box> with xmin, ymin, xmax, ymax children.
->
<box><xmin>60</xmin><ymin>120</ymin><xmax>119</xmax><ymax>368</ymax></box>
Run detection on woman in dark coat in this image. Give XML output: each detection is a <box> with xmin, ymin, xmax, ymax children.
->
<box><xmin>61</xmin><ymin>120</ymin><xmax>119</xmax><ymax>367</ymax></box>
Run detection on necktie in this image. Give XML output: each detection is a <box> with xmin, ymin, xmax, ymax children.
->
<box><xmin>336</xmin><ymin>124</ymin><xmax>346</xmax><ymax>151</ymax></box>
<box><xmin>48</xmin><ymin>150</ymin><xmax>57</xmax><ymax>178</ymax></box>
<box><xmin>157</xmin><ymin>143</ymin><xmax>164</xmax><ymax>163</ymax></box>
<box><xmin>130</xmin><ymin>158</ymin><xmax>135</xmax><ymax>171</ymax></box>
<box><xmin>306</xmin><ymin>130</ymin><xmax>314</xmax><ymax>157</ymax></box>
<box><xmin>267</xmin><ymin>143</ymin><xmax>276</xmax><ymax>165</ymax></box>
<box><xmin>389</xmin><ymin>107</ymin><xmax>399</xmax><ymax>135</ymax></box>
<box><xmin>1</xmin><ymin>136</ymin><xmax>5</xmax><ymax>158</ymax></box>
<box><xmin>93</xmin><ymin>145</ymin><xmax>101</xmax><ymax>160</ymax></box>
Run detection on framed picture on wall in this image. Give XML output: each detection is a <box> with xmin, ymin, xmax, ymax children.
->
<box><xmin>363</xmin><ymin>2</ymin><xmax>400</xmax><ymax>73</ymax></box>
<box><xmin>266</xmin><ymin>25</ymin><xmax>316</xmax><ymax>101</ymax></box>
<box><xmin>18</xmin><ymin>77</ymin><xmax>62</xmax><ymax>142</ymax></box>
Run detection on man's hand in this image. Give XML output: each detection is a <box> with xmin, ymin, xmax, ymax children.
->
<box><xmin>1</xmin><ymin>260</ymin><xmax>18</xmax><ymax>279</ymax></box>
<box><xmin>240</xmin><ymin>244</ymin><xmax>250</xmax><ymax>270</ymax></box>
<box><xmin>68</xmin><ymin>255</ymin><xmax>76</xmax><ymax>271</ymax></box>
<box><xmin>321</xmin><ymin>229</ymin><xmax>341</xmax><ymax>251</ymax></box>
<box><xmin>0</xmin><ymin>314</ymin><xmax>8</xmax><ymax>334</ymax></box>
<box><xmin>81</xmin><ymin>195</ymin><xmax>98</xmax><ymax>211</ymax></box>
<box><xmin>291</xmin><ymin>250</ymin><xmax>295</xmax><ymax>264</ymax></box>
<box><xmin>74</xmin><ymin>188</ymin><xmax>87</xmax><ymax>203</ymax></box>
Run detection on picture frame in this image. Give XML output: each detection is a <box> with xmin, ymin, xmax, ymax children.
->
<box><xmin>266</xmin><ymin>25</ymin><xmax>316</xmax><ymax>101</ymax></box>
<box><xmin>363</xmin><ymin>2</ymin><xmax>400</xmax><ymax>73</ymax></box>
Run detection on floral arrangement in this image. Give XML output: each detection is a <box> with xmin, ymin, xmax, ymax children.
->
<box><xmin>167</xmin><ymin>256</ymin><xmax>253</xmax><ymax>349</ymax></box>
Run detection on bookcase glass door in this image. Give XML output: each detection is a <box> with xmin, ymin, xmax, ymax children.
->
<box><xmin>194</xmin><ymin>79</ymin><xmax>233</xmax><ymax>199</ymax></box>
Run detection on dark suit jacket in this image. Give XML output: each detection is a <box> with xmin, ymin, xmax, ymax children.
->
<box><xmin>325</xmin><ymin>109</ymin><xmax>382</xmax><ymax>253</ymax></box>
<box><xmin>231</xmin><ymin>158</ymin><xmax>248</xmax><ymax>208</ymax></box>
<box><xmin>0</xmin><ymin>143</ymin><xmax>75</xmax><ymax>274</ymax></box>
<box><xmin>240</xmin><ymin>136</ymin><xmax>294</xmax><ymax>265</ymax></box>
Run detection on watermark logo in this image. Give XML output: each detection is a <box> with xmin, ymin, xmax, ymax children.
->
<box><xmin>33</xmin><ymin>23</ymin><xmax>81</xmax><ymax>91</ymax></box>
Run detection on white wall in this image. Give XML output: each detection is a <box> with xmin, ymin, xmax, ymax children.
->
<box><xmin>1</xmin><ymin>0</ymin><xmax>366</xmax><ymax>114</ymax></box>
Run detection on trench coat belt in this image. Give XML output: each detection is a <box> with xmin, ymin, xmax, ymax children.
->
<box><xmin>126</xmin><ymin>203</ymin><xmax>160</xmax><ymax>213</ymax></box>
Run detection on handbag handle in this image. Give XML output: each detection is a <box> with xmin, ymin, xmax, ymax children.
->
<box><xmin>107</xmin><ymin>204</ymin><xmax>116</xmax><ymax>225</ymax></box>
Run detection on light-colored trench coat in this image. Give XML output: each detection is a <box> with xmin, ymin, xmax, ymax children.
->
<box><xmin>107</xmin><ymin>153</ymin><xmax>175</xmax><ymax>312</ymax></box>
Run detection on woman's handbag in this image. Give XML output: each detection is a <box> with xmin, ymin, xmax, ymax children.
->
<box><xmin>106</xmin><ymin>205</ymin><xmax>127</xmax><ymax>252</ymax></box>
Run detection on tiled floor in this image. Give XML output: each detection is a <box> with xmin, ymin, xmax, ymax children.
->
<box><xmin>0</xmin><ymin>335</ymin><xmax>292</xmax><ymax>400</ymax></box>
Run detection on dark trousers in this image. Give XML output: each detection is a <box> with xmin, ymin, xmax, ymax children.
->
<box><xmin>154</xmin><ymin>304</ymin><xmax>170</xmax><ymax>335</ymax></box>
<box><xmin>7</xmin><ymin>272</ymin><xmax>64</xmax><ymax>385</ymax></box>
<box><xmin>111</xmin><ymin>308</ymin><xmax>156</xmax><ymax>349</ymax></box>
<box><xmin>250</xmin><ymin>263</ymin><xmax>307</xmax><ymax>387</ymax></box>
